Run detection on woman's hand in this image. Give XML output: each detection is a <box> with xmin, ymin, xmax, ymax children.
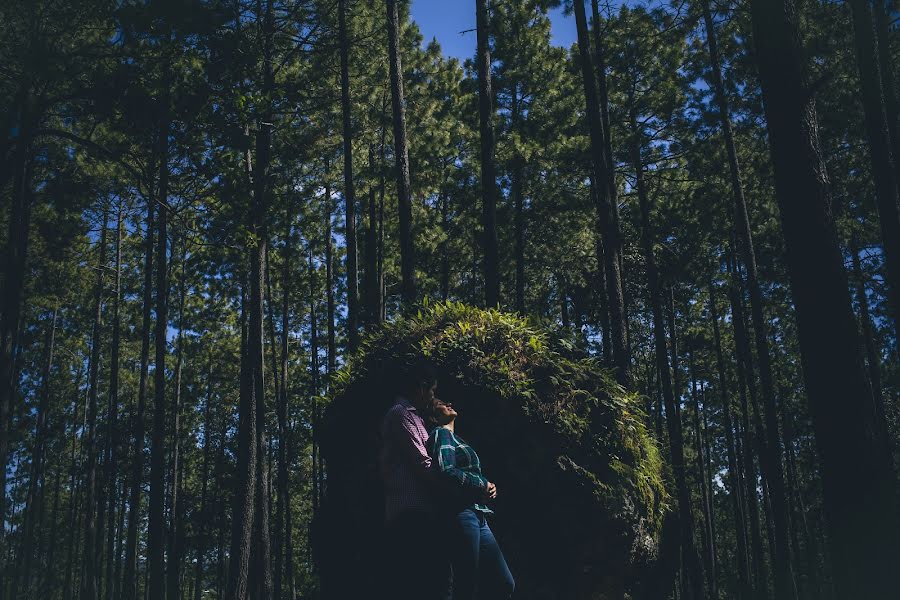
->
<box><xmin>485</xmin><ymin>482</ymin><xmax>497</xmax><ymax>500</ymax></box>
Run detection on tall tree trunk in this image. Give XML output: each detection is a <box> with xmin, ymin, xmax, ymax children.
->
<box><xmin>510</xmin><ymin>84</ymin><xmax>526</xmax><ymax>315</ymax></box>
<box><xmin>440</xmin><ymin>186</ymin><xmax>451</xmax><ymax>302</ymax></box>
<box><xmin>16</xmin><ymin>306</ymin><xmax>57</xmax><ymax>598</ymax></box>
<box><xmin>194</xmin><ymin>360</ymin><xmax>213</xmax><ymax>600</ymax></box>
<box><xmin>104</xmin><ymin>204</ymin><xmax>124</xmax><ymax>600</ymax></box>
<box><xmin>378</xmin><ymin>92</ymin><xmax>388</xmax><ymax>321</ymax></box>
<box><xmin>631</xmin><ymin>129</ymin><xmax>704</xmax><ymax>600</ymax></box>
<box><xmin>232</xmin><ymin>0</ymin><xmax>275</xmax><ymax>600</ymax></box>
<box><xmin>280</xmin><ymin>222</ymin><xmax>295</xmax><ymax>600</ymax></box>
<box><xmin>215</xmin><ymin>381</ymin><xmax>229</xmax><ymax>600</ymax></box>
<box><xmin>338</xmin><ymin>0</ymin><xmax>359</xmax><ymax>347</ymax></box>
<box><xmin>727</xmin><ymin>258</ymin><xmax>772</xmax><ymax>600</ymax></box>
<box><xmin>44</xmin><ymin>466</ymin><xmax>62</xmax><ymax>596</ymax></box>
<box><xmin>849</xmin><ymin>0</ymin><xmax>900</xmax><ymax>334</ymax></box>
<box><xmin>272</xmin><ymin>284</ymin><xmax>283</xmax><ymax>600</ymax></box>
<box><xmin>264</xmin><ymin>246</ymin><xmax>282</xmax><ymax>593</ymax></box>
<box><xmin>475</xmin><ymin>0</ymin><xmax>500</xmax><ymax>307</ymax></box>
<box><xmin>123</xmin><ymin>191</ymin><xmax>155</xmax><ymax>600</ymax></box>
<box><xmin>265</xmin><ymin>245</ymin><xmax>282</xmax><ymax>415</ymax></box>
<box><xmin>167</xmin><ymin>242</ymin><xmax>187</xmax><ymax>600</ymax></box>
<box><xmin>113</xmin><ymin>470</ymin><xmax>126</xmax><ymax>600</ymax></box>
<box><xmin>701</xmin><ymin>386</ymin><xmax>718</xmax><ymax>597</ymax></box>
<box><xmin>33</xmin><ymin>338</ymin><xmax>58</xmax><ymax>595</ymax></box>
<box><xmin>63</xmin><ymin>364</ymin><xmax>85</xmax><ymax>600</ymax></box>
<box><xmin>148</xmin><ymin>111</ymin><xmax>170</xmax><ymax>600</ymax></box>
<box><xmin>589</xmin><ymin>0</ymin><xmax>618</xmax><ymax>220</ymax></box>
<box><xmin>875</xmin><ymin>0</ymin><xmax>900</xmax><ymax>214</ymax></box>
<box><xmin>573</xmin><ymin>0</ymin><xmax>629</xmax><ymax>385</ymax></box>
<box><xmin>747</xmin><ymin>0</ymin><xmax>900</xmax><ymax>593</ymax></box>
<box><xmin>273</xmin><ymin>212</ymin><xmax>294</xmax><ymax>600</ymax></box>
<box><xmin>849</xmin><ymin>235</ymin><xmax>887</xmax><ymax>440</ymax></box>
<box><xmin>709</xmin><ymin>284</ymin><xmax>752</xmax><ymax>600</ymax></box>
<box><xmin>0</xmin><ymin>131</ymin><xmax>33</xmax><ymax>584</ymax></box>
<box><xmin>255</xmin><ymin>2</ymin><xmax>275</xmax><ymax>596</ymax></box>
<box><xmin>690</xmin><ymin>351</ymin><xmax>717</xmax><ymax>599</ymax></box>
<box><xmin>701</xmin><ymin>2</ymin><xmax>797</xmax><ymax>595</ymax></box>
<box><xmin>80</xmin><ymin>206</ymin><xmax>110</xmax><ymax>600</ymax></box>
<box><xmin>228</xmin><ymin>270</ymin><xmax>257</xmax><ymax>600</ymax></box>
<box><xmin>780</xmin><ymin>395</ymin><xmax>823</xmax><ymax>600</ymax></box>
<box><xmin>512</xmin><ymin>162</ymin><xmax>525</xmax><ymax>313</ymax></box>
<box><xmin>325</xmin><ymin>182</ymin><xmax>337</xmax><ymax>378</ymax></box>
<box><xmin>308</xmin><ymin>251</ymin><xmax>321</xmax><ymax>517</ymax></box>
<box><xmin>366</xmin><ymin>139</ymin><xmax>382</xmax><ymax>324</ymax></box>
<box><xmin>589</xmin><ymin>0</ymin><xmax>618</xmax><ymax>363</ymax></box>
<box><xmin>385</xmin><ymin>0</ymin><xmax>417</xmax><ymax>306</ymax></box>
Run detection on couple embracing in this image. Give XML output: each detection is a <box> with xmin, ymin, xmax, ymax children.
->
<box><xmin>380</xmin><ymin>361</ymin><xmax>516</xmax><ymax>600</ymax></box>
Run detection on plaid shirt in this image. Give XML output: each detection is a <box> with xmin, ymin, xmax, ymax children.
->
<box><xmin>380</xmin><ymin>397</ymin><xmax>436</xmax><ymax>522</ymax></box>
<box><xmin>427</xmin><ymin>427</ymin><xmax>493</xmax><ymax>514</ymax></box>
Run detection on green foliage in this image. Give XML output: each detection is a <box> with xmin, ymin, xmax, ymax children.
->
<box><xmin>327</xmin><ymin>302</ymin><xmax>669</xmax><ymax>573</ymax></box>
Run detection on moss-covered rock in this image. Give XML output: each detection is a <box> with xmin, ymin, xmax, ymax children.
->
<box><xmin>315</xmin><ymin>302</ymin><xmax>670</xmax><ymax>599</ymax></box>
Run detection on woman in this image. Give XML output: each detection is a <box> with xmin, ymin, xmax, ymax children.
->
<box><xmin>427</xmin><ymin>398</ymin><xmax>515</xmax><ymax>600</ymax></box>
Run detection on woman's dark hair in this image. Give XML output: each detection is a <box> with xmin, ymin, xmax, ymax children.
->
<box><xmin>421</xmin><ymin>407</ymin><xmax>439</xmax><ymax>430</ymax></box>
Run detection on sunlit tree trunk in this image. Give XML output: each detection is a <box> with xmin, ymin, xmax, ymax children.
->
<box><xmin>309</xmin><ymin>251</ymin><xmax>321</xmax><ymax>517</ymax></box>
<box><xmin>63</xmin><ymin>364</ymin><xmax>85</xmax><ymax>600</ymax></box>
<box><xmin>167</xmin><ymin>241</ymin><xmax>187</xmax><ymax>600</ymax></box>
<box><xmin>338</xmin><ymin>0</ymin><xmax>359</xmax><ymax>347</ymax></box>
<box><xmin>386</xmin><ymin>0</ymin><xmax>416</xmax><ymax>305</ymax></box>
<box><xmin>123</xmin><ymin>187</ymin><xmax>154</xmax><ymax>600</ymax></box>
<box><xmin>325</xmin><ymin>180</ymin><xmax>336</xmax><ymax>377</ymax></box>
<box><xmin>710</xmin><ymin>283</ymin><xmax>751</xmax><ymax>600</ymax></box>
<box><xmin>510</xmin><ymin>84</ymin><xmax>526</xmax><ymax>315</ymax></box>
<box><xmin>228</xmin><ymin>269</ymin><xmax>256</xmax><ymax>600</ymax></box>
<box><xmin>104</xmin><ymin>204</ymin><xmax>123</xmax><ymax>600</ymax></box>
<box><xmin>365</xmin><ymin>138</ymin><xmax>383</xmax><ymax>324</ymax></box>
<box><xmin>475</xmin><ymin>0</ymin><xmax>500</xmax><ymax>307</ymax></box>
<box><xmin>148</xmin><ymin>108</ymin><xmax>170</xmax><ymax>600</ymax></box>
<box><xmin>80</xmin><ymin>205</ymin><xmax>109</xmax><ymax>600</ymax></box>
<box><xmin>690</xmin><ymin>349</ymin><xmax>717</xmax><ymax>599</ymax></box>
<box><xmin>194</xmin><ymin>360</ymin><xmax>213</xmax><ymax>600</ymax></box>
<box><xmin>573</xmin><ymin>0</ymin><xmax>629</xmax><ymax>385</ymax></box>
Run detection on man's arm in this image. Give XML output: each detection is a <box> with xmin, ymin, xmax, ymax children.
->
<box><xmin>385</xmin><ymin>408</ymin><xmax>472</xmax><ymax>497</ymax></box>
<box><xmin>385</xmin><ymin>407</ymin><xmax>434</xmax><ymax>477</ymax></box>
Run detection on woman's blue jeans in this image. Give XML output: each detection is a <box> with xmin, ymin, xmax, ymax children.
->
<box><xmin>449</xmin><ymin>508</ymin><xmax>515</xmax><ymax>599</ymax></box>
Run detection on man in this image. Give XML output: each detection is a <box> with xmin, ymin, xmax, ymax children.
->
<box><xmin>380</xmin><ymin>361</ymin><xmax>451</xmax><ymax>599</ymax></box>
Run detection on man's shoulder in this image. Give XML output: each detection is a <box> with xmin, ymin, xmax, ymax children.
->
<box><xmin>384</xmin><ymin>400</ymin><xmax>411</xmax><ymax>419</ymax></box>
<box><xmin>383</xmin><ymin>399</ymin><xmax>417</xmax><ymax>428</ymax></box>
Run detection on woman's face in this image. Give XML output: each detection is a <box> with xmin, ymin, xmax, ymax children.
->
<box><xmin>433</xmin><ymin>398</ymin><xmax>458</xmax><ymax>426</ymax></box>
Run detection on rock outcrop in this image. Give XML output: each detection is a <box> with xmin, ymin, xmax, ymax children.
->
<box><xmin>315</xmin><ymin>302</ymin><xmax>670</xmax><ymax>599</ymax></box>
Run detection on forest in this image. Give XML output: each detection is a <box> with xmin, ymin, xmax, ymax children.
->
<box><xmin>1</xmin><ymin>0</ymin><xmax>899</xmax><ymax>598</ymax></box>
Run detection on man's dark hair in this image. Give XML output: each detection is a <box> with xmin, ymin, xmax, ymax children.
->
<box><xmin>399</xmin><ymin>358</ymin><xmax>437</xmax><ymax>393</ymax></box>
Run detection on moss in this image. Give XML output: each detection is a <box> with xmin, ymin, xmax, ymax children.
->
<box><xmin>318</xmin><ymin>302</ymin><xmax>671</xmax><ymax>598</ymax></box>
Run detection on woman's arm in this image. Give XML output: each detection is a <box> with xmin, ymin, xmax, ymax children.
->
<box><xmin>428</xmin><ymin>428</ymin><xmax>489</xmax><ymax>498</ymax></box>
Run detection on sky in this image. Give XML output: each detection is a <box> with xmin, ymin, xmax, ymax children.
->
<box><xmin>409</xmin><ymin>1</ymin><xmax>578</xmax><ymax>62</ymax></box>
